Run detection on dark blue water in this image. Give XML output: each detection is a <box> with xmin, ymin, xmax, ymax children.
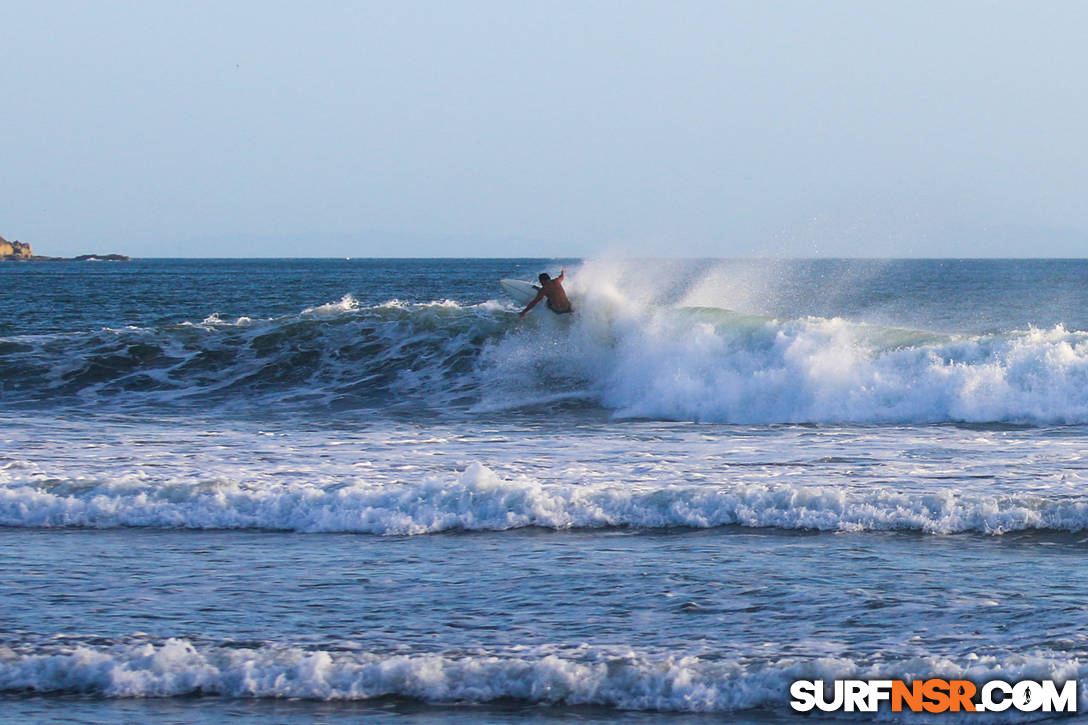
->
<box><xmin>0</xmin><ymin>259</ymin><xmax>551</xmax><ymax>335</ymax></box>
<box><xmin>3</xmin><ymin>258</ymin><xmax>1088</xmax><ymax>336</ymax></box>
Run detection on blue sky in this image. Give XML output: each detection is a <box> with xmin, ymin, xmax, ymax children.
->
<box><xmin>3</xmin><ymin>1</ymin><xmax>1087</xmax><ymax>257</ymax></box>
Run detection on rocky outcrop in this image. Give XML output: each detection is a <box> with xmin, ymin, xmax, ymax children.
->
<box><xmin>0</xmin><ymin>236</ymin><xmax>32</xmax><ymax>260</ymax></box>
<box><xmin>71</xmin><ymin>254</ymin><xmax>131</xmax><ymax>261</ymax></box>
<box><xmin>0</xmin><ymin>235</ymin><xmax>130</xmax><ymax>261</ymax></box>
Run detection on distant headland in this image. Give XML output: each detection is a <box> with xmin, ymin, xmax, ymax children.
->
<box><xmin>0</xmin><ymin>235</ymin><xmax>131</xmax><ymax>262</ymax></box>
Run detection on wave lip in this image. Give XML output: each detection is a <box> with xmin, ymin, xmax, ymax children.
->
<box><xmin>5</xmin><ymin>285</ymin><xmax>1088</xmax><ymax>423</ymax></box>
<box><xmin>1</xmin><ymin>638</ymin><xmax>1084</xmax><ymax>717</ymax></box>
<box><xmin>4</xmin><ymin>463</ymin><xmax>1088</xmax><ymax>536</ymax></box>
<box><xmin>0</xmin><ymin>296</ymin><xmax>509</xmax><ymax>412</ymax></box>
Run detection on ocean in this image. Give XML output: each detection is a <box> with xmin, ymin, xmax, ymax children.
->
<box><xmin>2</xmin><ymin>257</ymin><xmax>1088</xmax><ymax>723</ymax></box>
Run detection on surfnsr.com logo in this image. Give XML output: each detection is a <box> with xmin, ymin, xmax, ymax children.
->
<box><xmin>790</xmin><ymin>679</ymin><xmax>1077</xmax><ymax>714</ymax></box>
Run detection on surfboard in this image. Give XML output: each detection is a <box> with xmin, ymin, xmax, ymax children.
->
<box><xmin>500</xmin><ymin>278</ymin><xmax>540</xmax><ymax>306</ymax></box>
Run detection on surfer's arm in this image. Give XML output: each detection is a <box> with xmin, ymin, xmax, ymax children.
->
<box><xmin>519</xmin><ymin>290</ymin><xmax>545</xmax><ymax>317</ymax></box>
<box><xmin>557</xmin><ymin>269</ymin><xmax>565</xmax><ymax>282</ymax></box>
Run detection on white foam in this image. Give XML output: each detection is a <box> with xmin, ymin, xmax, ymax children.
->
<box><xmin>302</xmin><ymin>294</ymin><xmax>360</xmax><ymax>315</ymax></box>
<box><xmin>471</xmin><ymin>259</ymin><xmax>1088</xmax><ymax>423</ymax></box>
<box><xmin>3</xmin><ymin>462</ymin><xmax>1088</xmax><ymax>535</ymax></box>
<box><xmin>479</xmin><ymin>290</ymin><xmax>1088</xmax><ymax>423</ymax></box>
<box><xmin>8</xmin><ymin>279</ymin><xmax>1088</xmax><ymax>423</ymax></box>
<box><xmin>0</xmin><ymin>638</ymin><xmax>1082</xmax><ymax>717</ymax></box>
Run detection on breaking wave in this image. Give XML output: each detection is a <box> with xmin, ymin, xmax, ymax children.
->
<box><xmin>3</xmin><ymin>283</ymin><xmax>1088</xmax><ymax>424</ymax></box>
<box><xmin>4</xmin><ymin>462</ymin><xmax>1088</xmax><ymax>535</ymax></box>
<box><xmin>0</xmin><ymin>637</ymin><xmax>1082</xmax><ymax>718</ymax></box>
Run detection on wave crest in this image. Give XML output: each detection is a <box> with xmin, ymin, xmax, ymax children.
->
<box><xmin>4</xmin><ymin>288</ymin><xmax>1088</xmax><ymax>423</ymax></box>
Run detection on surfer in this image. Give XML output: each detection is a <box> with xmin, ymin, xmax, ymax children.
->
<box><xmin>520</xmin><ymin>270</ymin><xmax>573</xmax><ymax>317</ymax></box>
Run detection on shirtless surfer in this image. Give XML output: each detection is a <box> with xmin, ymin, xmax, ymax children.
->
<box><xmin>519</xmin><ymin>269</ymin><xmax>573</xmax><ymax>317</ymax></box>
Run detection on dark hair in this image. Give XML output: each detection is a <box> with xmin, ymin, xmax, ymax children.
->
<box><xmin>538</xmin><ymin>273</ymin><xmax>550</xmax><ymax>282</ymax></box>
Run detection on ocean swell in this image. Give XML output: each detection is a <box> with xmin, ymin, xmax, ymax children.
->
<box><xmin>0</xmin><ymin>296</ymin><xmax>504</xmax><ymax>412</ymax></box>
<box><xmin>3</xmin><ymin>290</ymin><xmax>1088</xmax><ymax>424</ymax></box>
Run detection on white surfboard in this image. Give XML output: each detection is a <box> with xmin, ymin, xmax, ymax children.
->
<box><xmin>500</xmin><ymin>278</ymin><xmax>540</xmax><ymax>306</ymax></box>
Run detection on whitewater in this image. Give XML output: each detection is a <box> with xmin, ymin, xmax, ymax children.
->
<box><xmin>4</xmin><ymin>261</ymin><xmax>1088</xmax><ymax>425</ymax></box>
<box><xmin>2</xmin><ymin>258</ymin><xmax>1088</xmax><ymax>723</ymax></box>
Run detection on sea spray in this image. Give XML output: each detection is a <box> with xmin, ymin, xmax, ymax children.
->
<box><xmin>3</xmin><ymin>275</ymin><xmax>1088</xmax><ymax>422</ymax></box>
